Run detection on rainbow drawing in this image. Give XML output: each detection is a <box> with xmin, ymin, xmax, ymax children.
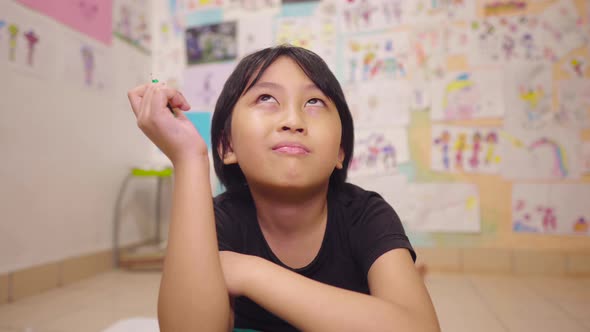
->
<box><xmin>528</xmin><ymin>137</ymin><xmax>568</xmax><ymax>177</ymax></box>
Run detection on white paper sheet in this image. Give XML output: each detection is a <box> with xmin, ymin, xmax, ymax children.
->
<box><xmin>343</xmin><ymin>31</ymin><xmax>411</xmax><ymax>83</ymax></box>
<box><xmin>343</xmin><ymin>80</ymin><xmax>411</xmax><ymax>128</ymax></box>
<box><xmin>431</xmin><ymin>125</ymin><xmax>502</xmax><ymax>174</ymax></box>
<box><xmin>348</xmin><ymin>127</ymin><xmax>409</xmax><ymax>178</ymax></box>
<box><xmin>62</xmin><ymin>32</ymin><xmax>112</xmax><ymax>91</ymax></box>
<box><xmin>182</xmin><ymin>62</ymin><xmax>236</xmax><ymax>111</ymax></box>
<box><xmin>513</xmin><ymin>184</ymin><xmax>590</xmax><ymax>235</ymax></box>
<box><xmin>430</xmin><ymin>70</ymin><xmax>504</xmax><ymax>120</ymax></box>
<box><xmin>236</xmin><ymin>14</ymin><xmax>274</xmax><ymax>58</ymax></box>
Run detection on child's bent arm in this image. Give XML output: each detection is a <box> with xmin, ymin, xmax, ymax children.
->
<box><xmin>242</xmin><ymin>250</ymin><xmax>439</xmax><ymax>332</ymax></box>
<box><xmin>157</xmin><ymin>157</ymin><xmax>231</xmax><ymax>332</ymax></box>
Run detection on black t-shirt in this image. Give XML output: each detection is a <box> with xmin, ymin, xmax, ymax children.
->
<box><xmin>214</xmin><ymin>182</ymin><xmax>416</xmax><ymax>332</ymax></box>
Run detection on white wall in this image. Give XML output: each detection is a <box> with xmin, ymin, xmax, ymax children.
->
<box><xmin>0</xmin><ymin>1</ymin><xmax>158</xmax><ymax>274</ymax></box>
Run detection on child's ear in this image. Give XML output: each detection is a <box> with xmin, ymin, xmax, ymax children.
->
<box><xmin>335</xmin><ymin>148</ymin><xmax>345</xmax><ymax>169</ymax></box>
<box><xmin>218</xmin><ymin>141</ymin><xmax>238</xmax><ymax>165</ymax></box>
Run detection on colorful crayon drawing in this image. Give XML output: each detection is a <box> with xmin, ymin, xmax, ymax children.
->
<box><xmin>431</xmin><ymin>126</ymin><xmax>501</xmax><ymax>174</ymax></box>
<box><xmin>540</xmin><ymin>0</ymin><xmax>585</xmax><ymax>60</ymax></box>
<box><xmin>340</xmin><ymin>0</ymin><xmax>408</xmax><ymax>33</ymax></box>
<box><xmin>8</xmin><ymin>24</ymin><xmax>19</xmax><ymax>62</ymax></box>
<box><xmin>528</xmin><ymin>137</ymin><xmax>568</xmax><ymax>177</ymax></box>
<box><xmin>512</xmin><ymin>184</ymin><xmax>590</xmax><ymax>236</ymax></box>
<box><xmin>504</xmin><ymin>63</ymin><xmax>553</xmax><ymax>130</ymax></box>
<box><xmin>275</xmin><ymin>16</ymin><xmax>337</xmax><ymax>70</ymax></box>
<box><xmin>431</xmin><ymin>70</ymin><xmax>504</xmax><ymax>120</ymax></box>
<box><xmin>433</xmin><ymin>130</ymin><xmax>451</xmax><ymax>170</ymax></box>
<box><xmin>501</xmin><ymin>129</ymin><xmax>579</xmax><ymax>180</ymax></box>
<box><xmin>410</xmin><ymin>26</ymin><xmax>447</xmax><ymax>80</ymax></box>
<box><xmin>113</xmin><ymin>0</ymin><xmax>152</xmax><ymax>55</ymax></box>
<box><xmin>184</xmin><ymin>0</ymin><xmax>223</xmax><ymax>11</ymax></box>
<box><xmin>24</xmin><ymin>30</ymin><xmax>39</xmax><ymax>66</ymax></box>
<box><xmin>80</xmin><ymin>45</ymin><xmax>95</xmax><ymax>86</ymax></box>
<box><xmin>349</xmin><ymin>129</ymin><xmax>409</xmax><ymax>178</ymax></box>
<box><xmin>344</xmin><ymin>32</ymin><xmax>411</xmax><ymax>83</ymax></box>
<box><xmin>470</xmin><ymin>16</ymin><xmax>544</xmax><ymax>65</ymax></box>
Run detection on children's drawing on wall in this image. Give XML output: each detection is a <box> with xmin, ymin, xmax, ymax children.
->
<box><xmin>236</xmin><ymin>15</ymin><xmax>274</xmax><ymax>58</ymax></box>
<box><xmin>501</xmin><ymin>129</ymin><xmax>581</xmax><ymax>179</ymax></box>
<box><xmin>343</xmin><ymin>81</ymin><xmax>411</xmax><ymax>128</ymax></box>
<box><xmin>223</xmin><ymin>0</ymin><xmax>280</xmax><ymax>18</ymax></box>
<box><xmin>557</xmin><ymin>79</ymin><xmax>590</xmax><ymax>129</ymax></box>
<box><xmin>344</xmin><ymin>32</ymin><xmax>411</xmax><ymax>83</ymax></box>
<box><xmin>358</xmin><ymin>179</ymin><xmax>481</xmax><ymax>233</ymax></box>
<box><xmin>339</xmin><ymin>0</ymin><xmax>411</xmax><ymax>32</ymax></box>
<box><xmin>17</xmin><ymin>0</ymin><xmax>113</xmax><ymax>45</ymax></box>
<box><xmin>539</xmin><ymin>0</ymin><xmax>585</xmax><ymax>60</ymax></box>
<box><xmin>63</xmin><ymin>35</ymin><xmax>111</xmax><ymax>91</ymax></box>
<box><xmin>429</xmin><ymin>0</ymin><xmax>475</xmax><ymax>21</ymax></box>
<box><xmin>504</xmin><ymin>63</ymin><xmax>553</xmax><ymax>130</ymax></box>
<box><xmin>0</xmin><ymin>3</ymin><xmax>57</xmax><ymax>77</ymax></box>
<box><xmin>348</xmin><ymin>128</ymin><xmax>409</xmax><ymax>178</ymax></box>
<box><xmin>275</xmin><ymin>16</ymin><xmax>337</xmax><ymax>70</ymax></box>
<box><xmin>183</xmin><ymin>0</ymin><xmax>223</xmax><ymax>11</ymax></box>
<box><xmin>512</xmin><ymin>184</ymin><xmax>590</xmax><ymax>235</ymax></box>
<box><xmin>113</xmin><ymin>0</ymin><xmax>152</xmax><ymax>55</ymax></box>
<box><xmin>409</xmin><ymin>79</ymin><xmax>432</xmax><ymax>111</ymax></box>
<box><xmin>431</xmin><ymin>126</ymin><xmax>502</xmax><ymax>174</ymax></box>
<box><xmin>431</xmin><ymin>71</ymin><xmax>504</xmax><ymax>121</ymax></box>
<box><xmin>482</xmin><ymin>0</ymin><xmax>527</xmax><ymax>17</ymax></box>
<box><xmin>470</xmin><ymin>15</ymin><xmax>544</xmax><ymax>64</ymax></box>
<box><xmin>409</xmin><ymin>26</ymin><xmax>447</xmax><ymax>80</ymax></box>
<box><xmin>401</xmin><ymin>183</ymin><xmax>480</xmax><ymax>233</ymax></box>
<box><xmin>183</xmin><ymin>62</ymin><xmax>235</xmax><ymax>111</ymax></box>
<box><xmin>562</xmin><ymin>56</ymin><xmax>587</xmax><ymax>78</ymax></box>
<box><xmin>185</xmin><ymin>21</ymin><xmax>237</xmax><ymax>65</ymax></box>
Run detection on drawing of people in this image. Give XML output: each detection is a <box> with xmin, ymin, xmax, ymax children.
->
<box><xmin>382</xmin><ymin>144</ymin><xmax>397</xmax><ymax>169</ymax></box>
<box><xmin>433</xmin><ymin>130</ymin><xmax>451</xmax><ymax>170</ymax></box>
<box><xmin>469</xmin><ymin>131</ymin><xmax>482</xmax><ymax>169</ymax></box>
<box><xmin>454</xmin><ymin>133</ymin><xmax>467</xmax><ymax>171</ymax></box>
<box><xmin>484</xmin><ymin>132</ymin><xmax>498</xmax><ymax>165</ymax></box>
<box><xmin>502</xmin><ymin>35</ymin><xmax>515</xmax><ymax>60</ymax></box>
<box><xmin>519</xmin><ymin>85</ymin><xmax>549</xmax><ymax>128</ymax></box>
<box><xmin>8</xmin><ymin>24</ymin><xmax>19</xmax><ymax>62</ymax></box>
<box><xmin>362</xmin><ymin>49</ymin><xmax>376</xmax><ymax>80</ymax></box>
<box><xmin>80</xmin><ymin>45</ymin><xmax>95</xmax><ymax>86</ymax></box>
<box><xmin>117</xmin><ymin>5</ymin><xmax>132</xmax><ymax>38</ymax></box>
<box><xmin>24</xmin><ymin>30</ymin><xmax>39</xmax><ymax>67</ymax></box>
<box><xmin>570</xmin><ymin>58</ymin><xmax>583</xmax><ymax>77</ymax></box>
<box><xmin>521</xmin><ymin>33</ymin><xmax>536</xmax><ymax>60</ymax></box>
<box><xmin>443</xmin><ymin>73</ymin><xmax>478</xmax><ymax>120</ymax></box>
<box><xmin>538</xmin><ymin>206</ymin><xmax>557</xmax><ymax>231</ymax></box>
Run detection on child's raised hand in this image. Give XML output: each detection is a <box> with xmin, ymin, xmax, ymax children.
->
<box><xmin>127</xmin><ymin>82</ymin><xmax>208</xmax><ymax>164</ymax></box>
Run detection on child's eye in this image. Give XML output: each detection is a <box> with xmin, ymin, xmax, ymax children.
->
<box><xmin>257</xmin><ymin>94</ymin><xmax>277</xmax><ymax>103</ymax></box>
<box><xmin>306</xmin><ymin>98</ymin><xmax>326</xmax><ymax>107</ymax></box>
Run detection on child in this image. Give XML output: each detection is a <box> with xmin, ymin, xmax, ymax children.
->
<box><xmin>127</xmin><ymin>45</ymin><xmax>439</xmax><ymax>332</ymax></box>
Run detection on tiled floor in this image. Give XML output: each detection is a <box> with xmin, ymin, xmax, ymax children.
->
<box><xmin>0</xmin><ymin>270</ymin><xmax>588</xmax><ymax>332</ymax></box>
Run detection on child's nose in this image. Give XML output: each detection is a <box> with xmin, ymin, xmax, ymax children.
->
<box><xmin>279</xmin><ymin>105</ymin><xmax>307</xmax><ymax>134</ymax></box>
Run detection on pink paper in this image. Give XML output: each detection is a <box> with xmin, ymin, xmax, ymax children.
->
<box><xmin>17</xmin><ymin>0</ymin><xmax>112</xmax><ymax>44</ymax></box>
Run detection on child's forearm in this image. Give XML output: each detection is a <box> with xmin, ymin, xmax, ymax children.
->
<box><xmin>244</xmin><ymin>257</ymin><xmax>437</xmax><ymax>332</ymax></box>
<box><xmin>158</xmin><ymin>157</ymin><xmax>230</xmax><ymax>332</ymax></box>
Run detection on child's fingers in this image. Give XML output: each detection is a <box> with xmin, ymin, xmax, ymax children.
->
<box><xmin>138</xmin><ymin>83</ymin><xmax>157</xmax><ymax>124</ymax></box>
<box><xmin>127</xmin><ymin>83</ymin><xmax>150</xmax><ymax>117</ymax></box>
<box><xmin>160</xmin><ymin>87</ymin><xmax>191</xmax><ymax>111</ymax></box>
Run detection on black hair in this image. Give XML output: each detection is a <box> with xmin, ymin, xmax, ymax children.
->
<box><xmin>210</xmin><ymin>44</ymin><xmax>354</xmax><ymax>192</ymax></box>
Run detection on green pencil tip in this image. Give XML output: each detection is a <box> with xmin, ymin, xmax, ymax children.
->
<box><xmin>151</xmin><ymin>79</ymin><xmax>159</xmax><ymax>83</ymax></box>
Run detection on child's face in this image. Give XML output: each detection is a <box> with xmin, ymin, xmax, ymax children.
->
<box><xmin>223</xmin><ymin>56</ymin><xmax>344</xmax><ymax>191</ymax></box>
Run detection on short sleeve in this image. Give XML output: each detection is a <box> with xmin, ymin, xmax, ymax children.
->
<box><xmin>349</xmin><ymin>193</ymin><xmax>416</xmax><ymax>276</ymax></box>
<box><xmin>213</xmin><ymin>197</ymin><xmax>242</xmax><ymax>252</ymax></box>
